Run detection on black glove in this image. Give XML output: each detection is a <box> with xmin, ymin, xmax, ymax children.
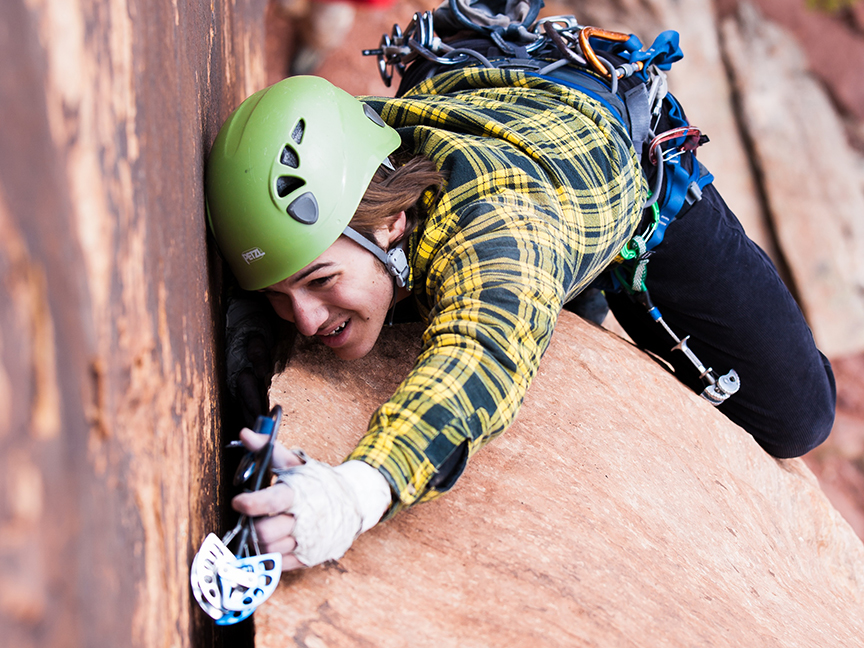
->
<box><xmin>225</xmin><ymin>291</ymin><xmax>279</xmax><ymax>428</ymax></box>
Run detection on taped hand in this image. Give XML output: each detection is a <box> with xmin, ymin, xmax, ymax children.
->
<box><xmin>231</xmin><ymin>429</ymin><xmax>392</xmax><ymax>570</ymax></box>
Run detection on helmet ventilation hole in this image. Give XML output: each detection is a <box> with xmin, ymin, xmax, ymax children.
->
<box><xmin>291</xmin><ymin>119</ymin><xmax>304</xmax><ymax>144</ymax></box>
<box><xmin>276</xmin><ymin>175</ymin><xmax>305</xmax><ymax>197</ymax></box>
<box><xmin>280</xmin><ymin>145</ymin><xmax>299</xmax><ymax>168</ymax></box>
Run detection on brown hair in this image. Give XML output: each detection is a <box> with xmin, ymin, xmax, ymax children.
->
<box><xmin>349</xmin><ymin>154</ymin><xmax>445</xmax><ymax>245</ymax></box>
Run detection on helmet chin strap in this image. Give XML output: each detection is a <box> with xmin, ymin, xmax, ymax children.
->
<box><xmin>342</xmin><ymin>226</ymin><xmax>409</xmax><ymax>288</ymax></box>
<box><xmin>343</xmin><ymin>225</ymin><xmax>408</xmax><ymax>326</ymax></box>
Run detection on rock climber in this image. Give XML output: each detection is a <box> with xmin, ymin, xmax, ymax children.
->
<box><xmin>204</xmin><ymin>1</ymin><xmax>836</xmax><ymax>571</ymax></box>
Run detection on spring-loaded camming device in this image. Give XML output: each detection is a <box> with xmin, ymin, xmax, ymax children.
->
<box><xmin>191</xmin><ymin>406</ymin><xmax>284</xmax><ymax>625</ymax></box>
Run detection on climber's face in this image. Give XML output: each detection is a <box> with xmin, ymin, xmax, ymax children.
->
<box><xmin>262</xmin><ymin>218</ymin><xmax>405</xmax><ymax>361</ymax></box>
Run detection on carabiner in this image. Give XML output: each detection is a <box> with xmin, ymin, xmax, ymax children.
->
<box><xmin>578</xmin><ymin>27</ymin><xmax>644</xmax><ymax>79</ymax></box>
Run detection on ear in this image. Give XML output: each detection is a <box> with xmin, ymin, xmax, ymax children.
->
<box><xmin>385</xmin><ymin>211</ymin><xmax>408</xmax><ymax>248</ymax></box>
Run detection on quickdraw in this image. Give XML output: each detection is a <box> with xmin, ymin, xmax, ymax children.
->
<box><xmin>362</xmin><ymin>0</ymin><xmax>739</xmax><ymax>405</ymax></box>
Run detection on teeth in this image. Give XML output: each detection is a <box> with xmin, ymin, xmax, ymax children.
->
<box><xmin>328</xmin><ymin>321</ymin><xmax>347</xmax><ymax>336</ymax></box>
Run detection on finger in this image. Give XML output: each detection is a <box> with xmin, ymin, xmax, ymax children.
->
<box><xmin>271</xmin><ymin>444</ymin><xmax>304</xmax><ymax>471</ymax></box>
<box><xmin>238</xmin><ymin>427</ymin><xmax>270</xmax><ymax>452</ymax></box>
<box><xmin>282</xmin><ymin>554</ymin><xmax>305</xmax><ymax>571</ymax></box>
<box><xmin>238</xmin><ymin>428</ymin><xmax>303</xmax><ymax>470</ymax></box>
<box><xmin>232</xmin><ymin>482</ymin><xmax>294</xmax><ymax>517</ymax></box>
<box><xmin>253</xmin><ymin>513</ymin><xmax>295</xmax><ymax>545</ymax></box>
<box><xmin>263</xmin><ymin>535</ymin><xmax>298</xmax><ymax>557</ymax></box>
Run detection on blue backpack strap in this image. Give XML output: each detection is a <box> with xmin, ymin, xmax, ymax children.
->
<box><xmin>532</xmin><ymin>65</ymin><xmax>630</xmax><ymax>128</ymax></box>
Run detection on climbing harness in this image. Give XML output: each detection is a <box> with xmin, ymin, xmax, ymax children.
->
<box><xmin>191</xmin><ymin>406</ymin><xmax>284</xmax><ymax>624</ymax></box>
<box><xmin>363</xmin><ymin>0</ymin><xmax>739</xmax><ymax>405</ymax></box>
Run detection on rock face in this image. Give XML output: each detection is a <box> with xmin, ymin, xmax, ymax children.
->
<box><xmin>5</xmin><ymin>2</ymin><xmax>862</xmax><ymax>647</ymax></box>
<box><xmin>256</xmin><ymin>313</ymin><xmax>864</xmax><ymax>647</ymax></box>
<box><xmin>0</xmin><ymin>1</ymin><xmax>265</xmax><ymax>647</ymax></box>
<box><xmin>726</xmin><ymin>0</ymin><xmax>864</xmax><ymax>124</ymax></box>
<box><xmin>721</xmin><ymin>2</ymin><xmax>864</xmax><ymax>358</ymax></box>
<box><xmin>803</xmin><ymin>353</ymin><xmax>864</xmax><ymax>540</ymax></box>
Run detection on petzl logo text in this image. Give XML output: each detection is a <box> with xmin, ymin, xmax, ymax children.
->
<box><xmin>242</xmin><ymin>248</ymin><xmax>265</xmax><ymax>264</ymax></box>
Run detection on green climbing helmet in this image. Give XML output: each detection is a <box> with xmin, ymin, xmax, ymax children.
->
<box><xmin>205</xmin><ymin>75</ymin><xmax>401</xmax><ymax>290</ymax></box>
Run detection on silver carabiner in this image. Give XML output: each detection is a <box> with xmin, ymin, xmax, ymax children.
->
<box><xmin>533</xmin><ymin>15</ymin><xmax>582</xmax><ymax>35</ymax></box>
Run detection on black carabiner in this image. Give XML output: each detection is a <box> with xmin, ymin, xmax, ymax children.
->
<box><xmin>232</xmin><ymin>405</ymin><xmax>283</xmax><ymax>490</ymax></box>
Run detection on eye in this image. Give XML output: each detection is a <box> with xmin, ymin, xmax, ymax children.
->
<box><xmin>309</xmin><ymin>275</ymin><xmax>334</xmax><ymax>288</ymax></box>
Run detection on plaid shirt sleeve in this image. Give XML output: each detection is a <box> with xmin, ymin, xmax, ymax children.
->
<box><xmin>347</xmin><ymin>68</ymin><xmax>647</xmax><ymax>515</ymax></box>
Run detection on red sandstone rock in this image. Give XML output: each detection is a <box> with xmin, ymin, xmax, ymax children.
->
<box><xmin>720</xmin><ymin>2</ymin><xmax>864</xmax><ymax>358</ymax></box>
<box><xmin>0</xmin><ymin>1</ymin><xmax>265</xmax><ymax>646</ymax></box>
<box><xmin>256</xmin><ymin>314</ymin><xmax>864</xmax><ymax>647</ymax></box>
<box><xmin>804</xmin><ymin>352</ymin><xmax>864</xmax><ymax>540</ymax></box>
<box><xmin>652</xmin><ymin>0</ymin><xmax>773</xmax><ymax>255</ymax></box>
<box><xmin>729</xmin><ymin>0</ymin><xmax>864</xmax><ymax>124</ymax></box>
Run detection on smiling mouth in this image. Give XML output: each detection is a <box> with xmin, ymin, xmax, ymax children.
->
<box><xmin>325</xmin><ymin>320</ymin><xmax>348</xmax><ymax>337</ymax></box>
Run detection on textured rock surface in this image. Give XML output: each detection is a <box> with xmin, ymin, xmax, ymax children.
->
<box><xmin>257</xmin><ymin>314</ymin><xmax>864</xmax><ymax>647</ymax></box>
<box><xmin>5</xmin><ymin>2</ymin><xmax>862</xmax><ymax>647</ymax></box>
<box><xmin>722</xmin><ymin>0</ymin><xmax>864</xmax><ymax>124</ymax></box>
<box><xmin>721</xmin><ymin>2</ymin><xmax>864</xmax><ymax>357</ymax></box>
<box><xmin>653</xmin><ymin>0</ymin><xmax>773</xmax><ymax>254</ymax></box>
<box><xmin>804</xmin><ymin>352</ymin><xmax>864</xmax><ymax>540</ymax></box>
<box><xmin>0</xmin><ymin>1</ymin><xmax>267</xmax><ymax>646</ymax></box>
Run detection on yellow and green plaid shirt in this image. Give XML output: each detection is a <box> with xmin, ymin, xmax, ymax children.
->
<box><xmin>347</xmin><ymin>68</ymin><xmax>647</xmax><ymax>515</ymax></box>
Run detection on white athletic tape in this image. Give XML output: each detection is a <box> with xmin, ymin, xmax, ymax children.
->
<box><xmin>277</xmin><ymin>458</ymin><xmax>391</xmax><ymax>566</ymax></box>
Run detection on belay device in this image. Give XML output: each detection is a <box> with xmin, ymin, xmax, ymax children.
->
<box><xmin>191</xmin><ymin>406</ymin><xmax>284</xmax><ymax>624</ymax></box>
<box><xmin>363</xmin><ymin>0</ymin><xmax>740</xmax><ymax>406</ymax></box>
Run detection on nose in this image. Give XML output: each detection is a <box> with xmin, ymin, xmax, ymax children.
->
<box><xmin>290</xmin><ymin>292</ymin><xmax>328</xmax><ymax>337</ymax></box>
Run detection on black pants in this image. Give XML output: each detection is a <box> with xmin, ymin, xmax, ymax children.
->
<box><xmin>602</xmin><ymin>184</ymin><xmax>835</xmax><ymax>458</ymax></box>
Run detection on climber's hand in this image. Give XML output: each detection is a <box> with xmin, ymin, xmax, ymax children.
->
<box><xmin>231</xmin><ymin>428</ymin><xmax>305</xmax><ymax>570</ymax></box>
<box><xmin>231</xmin><ymin>429</ymin><xmax>392</xmax><ymax>571</ymax></box>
